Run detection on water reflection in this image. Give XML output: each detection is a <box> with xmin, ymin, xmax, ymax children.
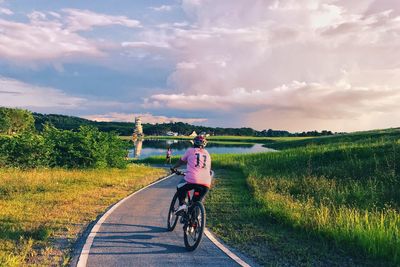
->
<box><xmin>133</xmin><ymin>139</ymin><xmax>143</xmax><ymax>158</ymax></box>
<box><xmin>128</xmin><ymin>139</ymin><xmax>275</xmax><ymax>159</ymax></box>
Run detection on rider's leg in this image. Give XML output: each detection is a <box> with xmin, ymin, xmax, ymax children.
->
<box><xmin>177</xmin><ymin>179</ymin><xmax>189</xmax><ymax>205</ymax></box>
<box><xmin>199</xmin><ymin>186</ymin><xmax>209</xmax><ymax>202</ymax></box>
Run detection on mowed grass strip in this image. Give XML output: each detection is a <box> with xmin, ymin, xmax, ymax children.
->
<box><xmin>0</xmin><ymin>165</ymin><xmax>167</xmax><ymax>266</ymax></box>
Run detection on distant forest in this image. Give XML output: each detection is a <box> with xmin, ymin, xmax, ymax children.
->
<box><xmin>33</xmin><ymin>113</ymin><xmax>335</xmax><ymax>137</ymax></box>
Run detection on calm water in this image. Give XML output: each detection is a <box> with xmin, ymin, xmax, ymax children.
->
<box><xmin>128</xmin><ymin>139</ymin><xmax>275</xmax><ymax>159</ymax></box>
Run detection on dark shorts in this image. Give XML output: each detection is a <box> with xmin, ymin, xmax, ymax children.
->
<box><xmin>176</xmin><ymin>179</ymin><xmax>209</xmax><ymax>204</ymax></box>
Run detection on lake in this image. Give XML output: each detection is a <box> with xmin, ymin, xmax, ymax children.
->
<box><xmin>128</xmin><ymin>139</ymin><xmax>275</xmax><ymax>159</ymax></box>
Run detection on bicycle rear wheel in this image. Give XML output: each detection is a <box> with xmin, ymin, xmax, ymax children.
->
<box><xmin>167</xmin><ymin>192</ymin><xmax>179</xmax><ymax>231</ymax></box>
<box><xmin>183</xmin><ymin>201</ymin><xmax>205</xmax><ymax>251</ymax></box>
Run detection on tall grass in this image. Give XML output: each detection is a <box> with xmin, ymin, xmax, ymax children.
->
<box><xmin>0</xmin><ymin>165</ymin><xmax>167</xmax><ymax>266</ymax></box>
<box><xmin>209</xmin><ymin>129</ymin><xmax>400</xmax><ymax>264</ymax></box>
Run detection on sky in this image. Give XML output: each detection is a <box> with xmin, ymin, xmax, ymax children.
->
<box><xmin>0</xmin><ymin>0</ymin><xmax>399</xmax><ymax>132</ymax></box>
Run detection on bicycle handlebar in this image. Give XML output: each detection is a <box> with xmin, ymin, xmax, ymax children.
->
<box><xmin>170</xmin><ymin>168</ymin><xmax>185</xmax><ymax>176</ymax></box>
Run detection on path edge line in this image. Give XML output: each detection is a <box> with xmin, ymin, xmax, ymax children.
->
<box><xmin>75</xmin><ymin>172</ymin><xmax>175</xmax><ymax>267</ymax></box>
<box><xmin>204</xmin><ymin>228</ymin><xmax>252</xmax><ymax>267</ymax></box>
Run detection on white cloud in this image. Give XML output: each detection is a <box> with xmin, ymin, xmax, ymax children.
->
<box><xmin>0</xmin><ymin>7</ymin><xmax>13</xmax><ymax>15</ymax></box>
<box><xmin>0</xmin><ymin>18</ymin><xmax>102</xmax><ymax>60</ymax></box>
<box><xmin>121</xmin><ymin>41</ymin><xmax>169</xmax><ymax>49</ymax></box>
<box><xmin>63</xmin><ymin>9</ymin><xmax>140</xmax><ymax>31</ymax></box>
<box><xmin>83</xmin><ymin>112</ymin><xmax>206</xmax><ymax>124</ymax></box>
<box><xmin>0</xmin><ymin>76</ymin><xmax>131</xmax><ymax>114</ymax></box>
<box><xmin>150</xmin><ymin>5</ymin><xmax>173</xmax><ymax>12</ymax></box>
<box><xmin>0</xmin><ymin>77</ymin><xmax>86</xmax><ymax>108</ymax></box>
<box><xmin>0</xmin><ymin>9</ymin><xmax>141</xmax><ymax>61</ymax></box>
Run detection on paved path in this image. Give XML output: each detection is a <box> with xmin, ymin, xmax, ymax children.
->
<box><xmin>85</xmin><ymin>174</ymin><xmax>240</xmax><ymax>267</ymax></box>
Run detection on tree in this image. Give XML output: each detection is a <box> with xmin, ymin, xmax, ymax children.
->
<box><xmin>0</xmin><ymin>107</ymin><xmax>35</xmax><ymax>135</ymax></box>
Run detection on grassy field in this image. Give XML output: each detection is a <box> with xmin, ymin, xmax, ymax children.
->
<box><xmin>0</xmin><ymin>165</ymin><xmax>167</xmax><ymax>266</ymax></box>
<box><xmin>141</xmin><ymin>128</ymin><xmax>400</xmax><ymax>266</ymax></box>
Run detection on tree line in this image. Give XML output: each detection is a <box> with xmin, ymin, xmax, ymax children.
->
<box><xmin>32</xmin><ymin>112</ymin><xmax>335</xmax><ymax>137</ymax></box>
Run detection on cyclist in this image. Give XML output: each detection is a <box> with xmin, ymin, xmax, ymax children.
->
<box><xmin>171</xmin><ymin>135</ymin><xmax>212</xmax><ymax>214</ymax></box>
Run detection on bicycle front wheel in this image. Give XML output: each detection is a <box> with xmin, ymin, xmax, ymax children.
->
<box><xmin>167</xmin><ymin>192</ymin><xmax>179</xmax><ymax>231</ymax></box>
<box><xmin>183</xmin><ymin>201</ymin><xmax>205</xmax><ymax>251</ymax></box>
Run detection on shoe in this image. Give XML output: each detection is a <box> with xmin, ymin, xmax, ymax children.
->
<box><xmin>175</xmin><ymin>204</ymin><xmax>187</xmax><ymax>215</ymax></box>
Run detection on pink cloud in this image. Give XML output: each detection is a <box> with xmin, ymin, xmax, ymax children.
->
<box><xmin>144</xmin><ymin>80</ymin><xmax>400</xmax><ymax>130</ymax></box>
<box><xmin>83</xmin><ymin>112</ymin><xmax>207</xmax><ymax>124</ymax></box>
<box><xmin>136</xmin><ymin>0</ymin><xmax>400</xmax><ymax>131</ymax></box>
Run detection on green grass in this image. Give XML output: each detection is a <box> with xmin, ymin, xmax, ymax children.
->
<box><xmin>267</xmin><ymin>127</ymin><xmax>400</xmax><ymax>150</ymax></box>
<box><xmin>141</xmin><ymin>128</ymin><xmax>400</xmax><ymax>266</ymax></box>
<box><xmin>206</xmin><ymin>168</ymin><xmax>385</xmax><ymax>266</ymax></box>
<box><xmin>0</xmin><ymin>165</ymin><xmax>167</xmax><ymax>266</ymax></box>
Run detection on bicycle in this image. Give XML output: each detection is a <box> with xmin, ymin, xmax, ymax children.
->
<box><xmin>167</xmin><ymin>169</ymin><xmax>206</xmax><ymax>251</ymax></box>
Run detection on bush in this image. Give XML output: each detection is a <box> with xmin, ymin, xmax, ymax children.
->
<box><xmin>0</xmin><ymin>133</ymin><xmax>51</xmax><ymax>168</ymax></box>
<box><xmin>0</xmin><ymin>125</ymin><xmax>127</xmax><ymax>169</ymax></box>
<box><xmin>0</xmin><ymin>107</ymin><xmax>35</xmax><ymax>135</ymax></box>
<box><xmin>42</xmin><ymin>125</ymin><xmax>127</xmax><ymax>169</ymax></box>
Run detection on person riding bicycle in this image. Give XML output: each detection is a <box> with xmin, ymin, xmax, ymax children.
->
<box><xmin>171</xmin><ymin>135</ymin><xmax>212</xmax><ymax>214</ymax></box>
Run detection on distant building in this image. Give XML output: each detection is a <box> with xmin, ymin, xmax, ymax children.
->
<box><xmin>166</xmin><ymin>131</ymin><xmax>178</xmax><ymax>136</ymax></box>
<box><xmin>189</xmin><ymin>131</ymin><xmax>197</xmax><ymax>137</ymax></box>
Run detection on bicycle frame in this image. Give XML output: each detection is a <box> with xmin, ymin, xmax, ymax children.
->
<box><xmin>187</xmin><ymin>190</ymin><xmax>201</xmax><ymax>204</ymax></box>
<box><xmin>168</xmin><ymin>169</ymin><xmax>207</xmax><ymax>251</ymax></box>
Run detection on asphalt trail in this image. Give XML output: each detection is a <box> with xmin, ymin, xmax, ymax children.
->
<box><xmin>86</xmin><ymin>174</ymin><xmax>240</xmax><ymax>267</ymax></box>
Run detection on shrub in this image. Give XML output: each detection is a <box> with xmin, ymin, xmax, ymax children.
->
<box><xmin>0</xmin><ymin>107</ymin><xmax>35</xmax><ymax>135</ymax></box>
<box><xmin>42</xmin><ymin>125</ymin><xmax>127</xmax><ymax>169</ymax></box>
<box><xmin>0</xmin><ymin>125</ymin><xmax>127</xmax><ymax>169</ymax></box>
<box><xmin>0</xmin><ymin>133</ymin><xmax>51</xmax><ymax>168</ymax></box>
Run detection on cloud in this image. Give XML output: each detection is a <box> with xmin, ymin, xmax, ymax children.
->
<box><xmin>1</xmin><ymin>1</ymin><xmax>400</xmax><ymax>131</ymax></box>
<box><xmin>0</xmin><ymin>76</ymin><xmax>86</xmax><ymax>108</ymax></box>
<box><xmin>136</xmin><ymin>0</ymin><xmax>400</xmax><ymax>131</ymax></box>
<box><xmin>0</xmin><ymin>15</ymin><xmax>101</xmax><ymax>61</ymax></box>
<box><xmin>0</xmin><ymin>7</ymin><xmax>13</xmax><ymax>15</ymax></box>
<box><xmin>83</xmin><ymin>112</ymin><xmax>207</xmax><ymax>124</ymax></box>
<box><xmin>0</xmin><ymin>8</ymin><xmax>141</xmax><ymax>61</ymax></box>
<box><xmin>63</xmin><ymin>9</ymin><xmax>140</xmax><ymax>31</ymax></box>
<box><xmin>144</xmin><ymin>80</ymin><xmax>400</xmax><ymax>118</ymax></box>
<box><xmin>150</xmin><ymin>5</ymin><xmax>173</xmax><ymax>12</ymax></box>
<box><xmin>121</xmin><ymin>41</ymin><xmax>169</xmax><ymax>49</ymax></box>
<box><xmin>0</xmin><ymin>76</ymin><xmax>133</xmax><ymax>115</ymax></box>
